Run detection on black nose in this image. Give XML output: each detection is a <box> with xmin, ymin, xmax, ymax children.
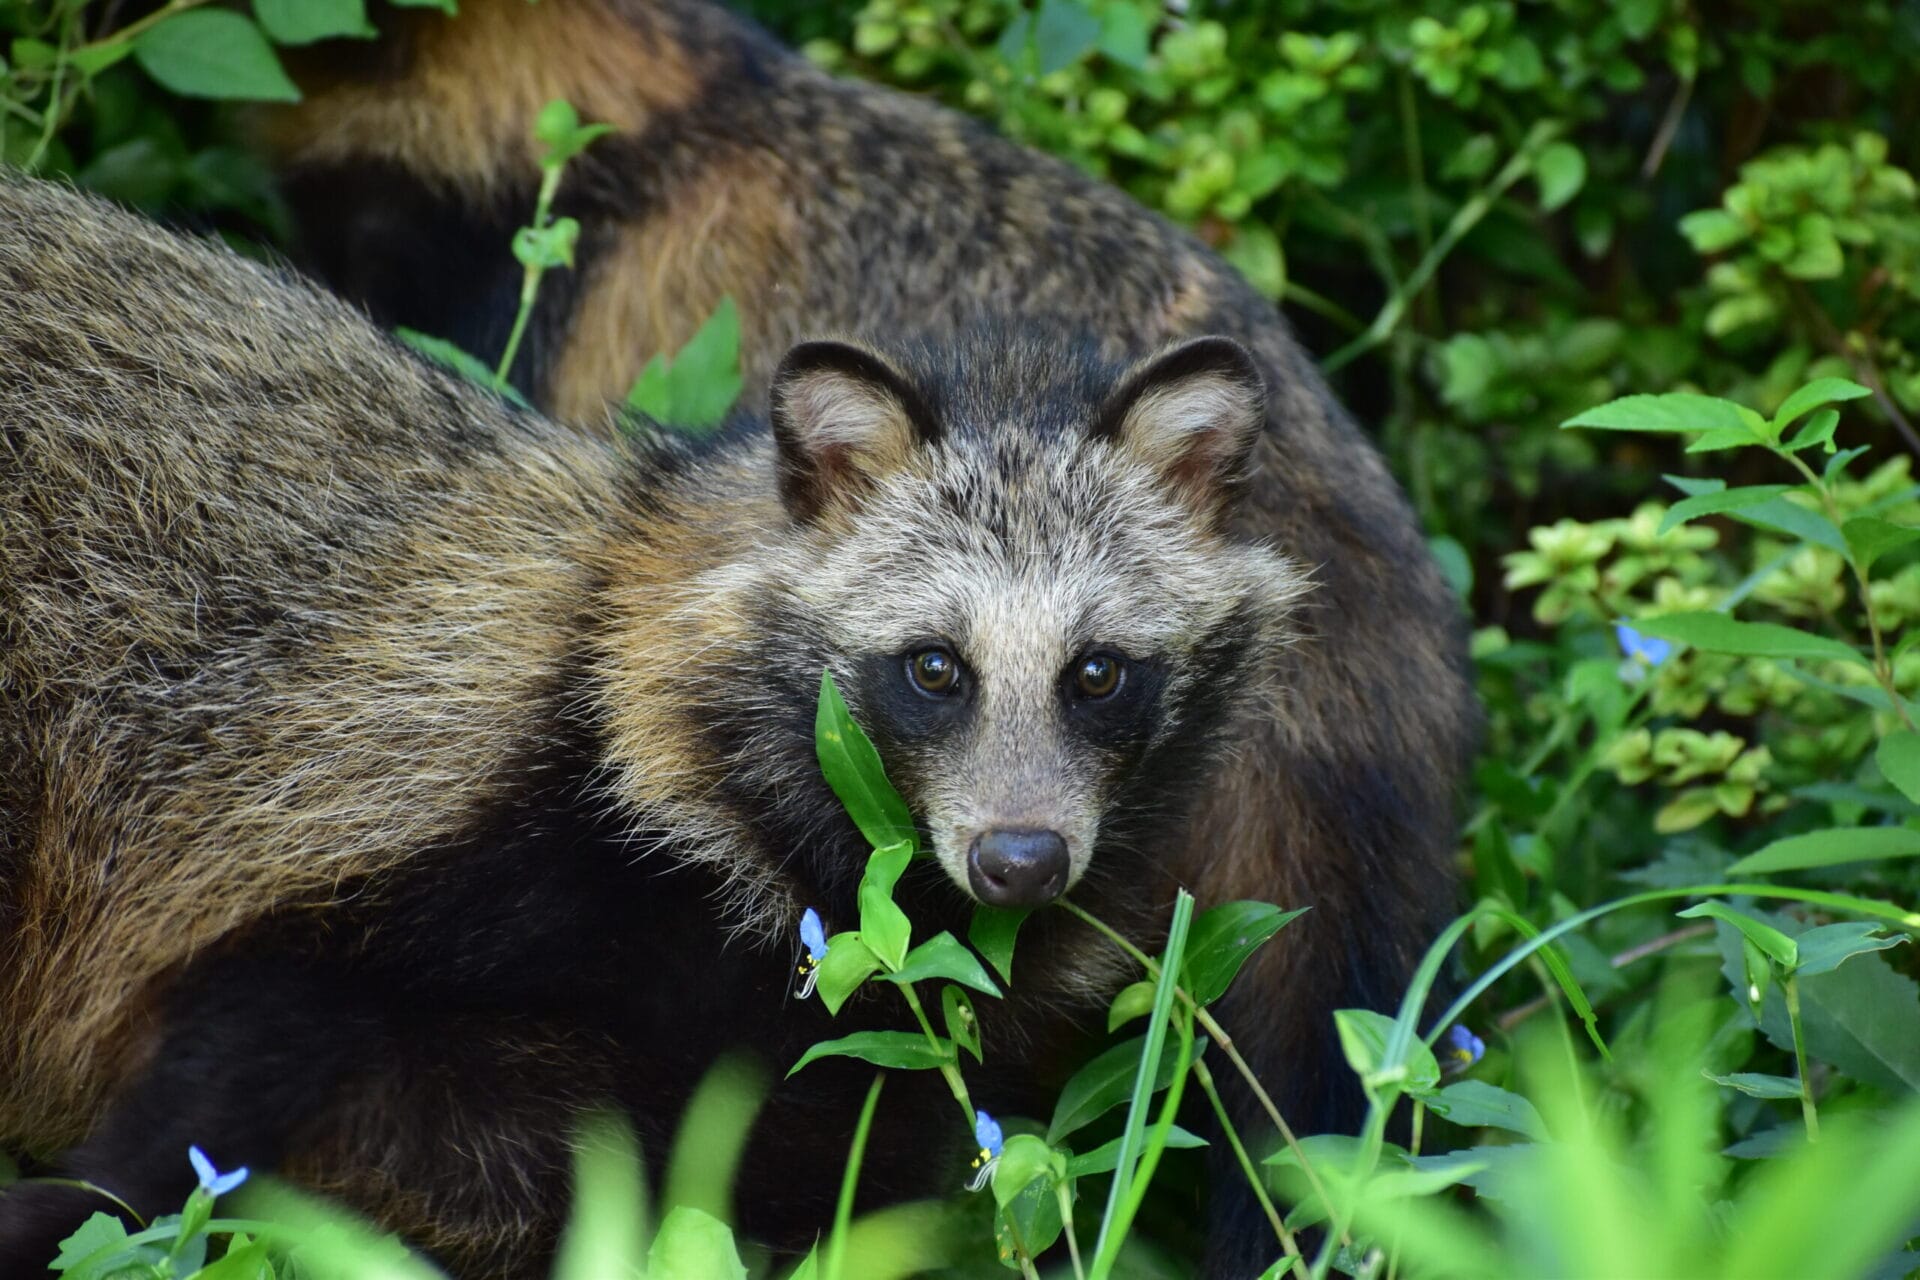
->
<box><xmin>968</xmin><ymin>829</ymin><xmax>1070</xmax><ymax>907</ymax></box>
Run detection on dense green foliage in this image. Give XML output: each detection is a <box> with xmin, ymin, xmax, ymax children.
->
<box><xmin>4</xmin><ymin>0</ymin><xmax>1920</xmax><ymax>1276</ymax></box>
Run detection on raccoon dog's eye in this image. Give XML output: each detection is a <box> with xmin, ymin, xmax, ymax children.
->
<box><xmin>1074</xmin><ymin>654</ymin><xmax>1123</xmax><ymax>699</ymax></box>
<box><xmin>907</xmin><ymin>647</ymin><xmax>962</xmax><ymax>696</ymax></box>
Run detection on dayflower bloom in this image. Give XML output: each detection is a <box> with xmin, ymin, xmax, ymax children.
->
<box><xmin>965</xmin><ymin>1109</ymin><xmax>1003</xmax><ymax>1192</ymax></box>
<box><xmin>1442</xmin><ymin>1024</ymin><xmax>1485</xmax><ymax>1074</ymax></box>
<box><xmin>1614</xmin><ymin>621</ymin><xmax>1673</xmax><ymax>668</ymax></box>
<box><xmin>188</xmin><ymin>1145</ymin><xmax>248</xmax><ymax>1198</ymax></box>
<box><xmin>796</xmin><ymin>907</ymin><xmax>828</xmax><ymax>999</ymax></box>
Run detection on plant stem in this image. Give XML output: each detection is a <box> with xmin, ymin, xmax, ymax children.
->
<box><xmin>1055</xmin><ymin>1180</ymin><xmax>1088</xmax><ymax>1280</ymax></box>
<box><xmin>1783</xmin><ymin>975</ymin><xmax>1820</xmax><ymax>1143</ymax></box>
<box><xmin>1325</xmin><ymin>120</ymin><xmax>1562</xmax><ymax>372</ymax></box>
<box><xmin>825</xmin><ymin>1072</ymin><xmax>886</xmax><ymax>1280</ymax></box>
<box><xmin>494</xmin><ymin>163</ymin><xmax>567</xmax><ymax>386</ymax></box>
<box><xmin>1195</xmin><ymin>1058</ymin><xmax>1309</xmax><ymax>1280</ymax></box>
<box><xmin>896</xmin><ymin>982</ymin><xmax>975</xmax><ymax>1127</ymax></box>
<box><xmin>1497</xmin><ymin>923</ymin><xmax>1715</xmax><ymax>1030</ymax></box>
<box><xmin>1058</xmin><ymin>899</ymin><xmax>1352</xmax><ymax>1254</ymax></box>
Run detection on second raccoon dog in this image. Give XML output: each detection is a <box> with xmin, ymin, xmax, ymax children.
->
<box><xmin>264</xmin><ymin>4</ymin><xmax>1479</xmax><ymax>1259</ymax></box>
<box><xmin>0</xmin><ymin>178</ymin><xmax>1303</xmax><ymax>1275</ymax></box>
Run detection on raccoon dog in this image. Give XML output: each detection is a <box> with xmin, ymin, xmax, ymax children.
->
<box><xmin>265</xmin><ymin>7</ymin><xmax>1479</xmax><ymax>1262</ymax></box>
<box><xmin>0</xmin><ymin>176</ymin><xmax>1307</xmax><ymax>1275</ymax></box>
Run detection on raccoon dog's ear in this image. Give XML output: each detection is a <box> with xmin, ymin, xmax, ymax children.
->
<box><xmin>769</xmin><ymin>340</ymin><xmax>941</xmax><ymax>524</ymax></box>
<box><xmin>1093</xmin><ymin>336</ymin><xmax>1267</xmax><ymax>520</ymax></box>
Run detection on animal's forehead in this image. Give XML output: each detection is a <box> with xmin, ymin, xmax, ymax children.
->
<box><xmin>804</xmin><ymin>446</ymin><xmax>1226</xmax><ymax>655</ymax></box>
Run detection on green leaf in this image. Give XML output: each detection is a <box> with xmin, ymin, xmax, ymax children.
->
<box><xmin>1562</xmin><ymin>393</ymin><xmax>1758</xmax><ymax>436</ymax></box>
<box><xmin>555</xmin><ymin>1113</ymin><xmax>646</xmax><ymax>1280</ymax></box>
<box><xmin>1784</xmin><ymin>408</ymin><xmax>1839</xmax><ymax>453</ymax></box>
<box><xmin>967</xmin><ymin>905</ymin><xmax>1028</xmax><ymax>985</ymax></box>
<box><xmin>885</xmin><ymin>932</ymin><xmax>1000</xmax><ymax>997</ymax></box>
<box><xmin>1096</xmin><ymin>3</ymin><xmax>1151</xmax><ymax>68</ymax></box>
<box><xmin>1632</xmin><ymin>612</ymin><xmax>1867</xmax><ymax>668</ymax></box>
<box><xmin>1878</xmin><ymin>732</ymin><xmax>1920</xmax><ymax>806</ymax></box>
<box><xmin>1703</xmin><ymin>1070</ymin><xmax>1804</xmax><ymax>1100</ymax></box>
<box><xmin>816</xmin><ymin>932</ymin><xmax>881</xmax><ymax>1015</ymax></box>
<box><xmin>1657</xmin><ymin>484</ymin><xmax>1792</xmax><ymax>534</ymax></box>
<box><xmin>1678</xmin><ymin>902</ymin><xmax>1797</xmax><ymax>969</ymax></box>
<box><xmin>942</xmin><ymin>984</ymin><xmax>982</xmax><ymax>1062</ymax></box>
<box><xmin>1422</xmin><ymin>1079</ymin><xmax>1548</xmax><ymax>1141</ymax></box>
<box><xmin>1181</xmin><ymin>901</ymin><xmax>1308</xmax><ymax>1006</ymax></box>
<box><xmin>134</xmin><ymin>12</ymin><xmax>299</xmax><ymax>102</ymax></box>
<box><xmin>788</xmin><ymin>1030</ymin><xmax>952</xmax><ymax>1077</ymax></box>
<box><xmin>1792</xmin><ymin>923</ymin><xmax>1909</xmax><ymax>977</ymax></box>
<box><xmin>52</xmin><ymin>1213</ymin><xmax>130</xmax><ymax>1272</ymax></box>
<box><xmin>1064</xmin><ymin>1124</ymin><xmax>1208</xmax><ymax>1177</ymax></box>
<box><xmin>1045</xmin><ymin>1032</ymin><xmax>1208</xmax><ymax>1144</ymax></box>
<box><xmin>1771</xmin><ymin>377</ymin><xmax>1871</xmax><ymax>432</ymax></box>
<box><xmin>68</xmin><ymin>40</ymin><xmax>136</xmax><ymax>78</ymax></box>
<box><xmin>1686</xmin><ymin>424</ymin><xmax>1769</xmax><ymax>453</ymax></box>
<box><xmin>1533</xmin><ymin>141</ymin><xmax>1586</xmax><ymax>212</ymax></box>
<box><xmin>990</xmin><ymin>1133</ymin><xmax>1058</xmax><ymax>1209</ymax></box>
<box><xmin>1031</xmin><ymin>0</ymin><xmax>1101</xmax><ymax>73</ymax></box>
<box><xmin>393</xmin><ymin>328</ymin><xmax>530</xmax><ymax>407</ymax></box>
<box><xmin>647</xmin><ymin>1206</ymin><xmax>748</xmax><ymax>1280</ymax></box>
<box><xmin>534</xmin><ymin>98</ymin><xmax>615</xmax><ymax>167</ymax></box>
<box><xmin>858</xmin><ymin>842</ymin><xmax>913</xmax><ymax>970</ymax></box>
<box><xmin>1844</xmin><ymin>518</ymin><xmax>1920</xmax><ymax>573</ymax></box>
<box><xmin>1334</xmin><ymin>1008</ymin><xmax>1441</xmax><ymax>1095</ymax></box>
<box><xmin>254</xmin><ymin>0</ymin><xmax>376</xmax><ymax>44</ymax></box>
<box><xmin>1729</xmin><ymin>827</ymin><xmax>1920</xmax><ymax>875</ymax></box>
<box><xmin>991</xmin><ymin>1135</ymin><xmax>1066</xmax><ymax>1260</ymax></box>
<box><xmin>1107</xmin><ymin>980</ymin><xmax>1156</xmax><ymax>1033</ymax></box>
<box><xmin>388</xmin><ymin>0</ymin><xmax>456</xmax><ymax>10</ymax></box>
<box><xmin>1725</xmin><ymin>496</ymin><xmax>1849</xmax><ymax>554</ymax></box>
<box><xmin>1679</xmin><ymin>208</ymin><xmax>1748</xmax><ymax>252</ymax></box>
<box><xmin>623</xmin><ymin>298</ymin><xmax>744</xmax><ymax>432</ymax></box>
<box><xmin>814</xmin><ymin>670</ymin><xmax>917</xmax><ymax>852</ymax></box>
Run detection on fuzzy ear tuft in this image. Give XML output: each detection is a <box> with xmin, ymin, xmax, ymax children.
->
<box><xmin>1093</xmin><ymin>336</ymin><xmax>1266</xmax><ymax>519</ymax></box>
<box><xmin>769</xmin><ymin>340</ymin><xmax>939</xmax><ymax>524</ymax></box>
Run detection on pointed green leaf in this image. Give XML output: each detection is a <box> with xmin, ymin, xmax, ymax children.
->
<box><xmin>1562</xmin><ymin>393</ymin><xmax>1758</xmax><ymax>435</ymax></box>
<box><xmin>135</xmin><ymin>12</ymin><xmax>299</xmax><ymax>101</ymax></box>
<box><xmin>1793</xmin><ymin>922</ymin><xmax>1909</xmax><ymax>977</ymax></box>
<box><xmin>968</xmin><ymin>905</ymin><xmax>1029</xmax><ymax>985</ymax></box>
<box><xmin>816</xmin><ymin>931</ymin><xmax>881</xmax><ymax>1015</ymax></box>
<box><xmin>788</xmin><ymin>1030</ymin><xmax>952</xmax><ymax>1077</ymax></box>
<box><xmin>1334</xmin><ymin>1008</ymin><xmax>1441</xmax><ymax>1095</ymax></box>
<box><xmin>1703</xmin><ymin>1070</ymin><xmax>1804</xmax><ymax>1100</ymax></box>
<box><xmin>942</xmin><ymin>984</ymin><xmax>982</xmax><ymax>1061</ymax></box>
<box><xmin>1844</xmin><ymin>518</ymin><xmax>1920</xmax><ymax>573</ymax></box>
<box><xmin>1657</xmin><ymin>484</ymin><xmax>1792</xmax><ymax>534</ymax></box>
<box><xmin>647</xmin><ymin>1206</ymin><xmax>748</xmax><ymax>1280</ymax></box>
<box><xmin>1679</xmin><ymin>902</ymin><xmax>1798</xmax><ymax>968</ymax></box>
<box><xmin>1045</xmin><ymin>1033</ymin><xmax>1208</xmax><ymax>1144</ymax></box>
<box><xmin>1771</xmin><ymin>377</ymin><xmax>1871</xmax><ymax>432</ymax></box>
<box><xmin>393</xmin><ymin>328</ymin><xmax>529</xmax><ymax>407</ymax></box>
<box><xmin>1533</xmin><ymin>141</ymin><xmax>1586</xmax><ymax>212</ymax></box>
<box><xmin>1063</xmin><ymin>1125</ymin><xmax>1209</xmax><ymax>1177</ymax></box>
<box><xmin>254</xmin><ymin>0</ymin><xmax>376</xmax><ymax>44</ymax></box>
<box><xmin>1725</xmin><ymin>496</ymin><xmax>1848</xmax><ymax>553</ymax></box>
<box><xmin>1729</xmin><ymin>827</ymin><xmax>1920</xmax><ymax>875</ymax></box>
<box><xmin>1424</xmin><ymin>1080</ymin><xmax>1548</xmax><ymax>1140</ymax></box>
<box><xmin>1878</xmin><ymin>731</ymin><xmax>1920</xmax><ymax>806</ymax></box>
<box><xmin>1182</xmin><ymin>901</ymin><xmax>1309</xmax><ymax>1006</ymax></box>
<box><xmin>1632</xmin><ymin>612</ymin><xmax>1867</xmax><ymax>668</ymax></box>
<box><xmin>1785</xmin><ymin>408</ymin><xmax>1840</xmax><ymax>453</ymax></box>
<box><xmin>885</xmin><ymin>932</ymin><xmax>1000</xmax><ymax>996</ymax></box>
<box><xmin>1107</xmin><ymin>980</ymin><xmax>1156</xmax><ymax>1033</ymax></box>
<box><xmin>815</xmin><ymin>671</ymin><xmax>918</xmax><ymax>852</ymax></box>
<box><xmin>857</xmin><ymin>842</ymin><xmax>913</xmax><ymax>970</ymax></box>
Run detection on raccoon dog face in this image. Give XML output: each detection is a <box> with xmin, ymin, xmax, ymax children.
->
<box><xmin>745</xmin><ymin>331</ymin><xmax>1307</xmax><ymax>912</ymax></box>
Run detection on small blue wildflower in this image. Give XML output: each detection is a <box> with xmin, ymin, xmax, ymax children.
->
<box><xmin>965</xmin><ymin>1110</ymin><xmax>1003</xmax><ymax>1192</ymax></box>
<box><xmin>188</xmin><ymin>1145</ymin><xmax>248</xmax><ymax>1198</ymax></box>
<box><xmin>1614</xmin><ymin>621</ymin><xmax>1673</xmax><ymax>668</ymax></box>
<box><xmin>1442</xmin><ymin>1024</ymin><xmax>1485</xmax><ymax>1075</ymax></box>
<box><xmin>796</xmin><ymin>907</ymin><xmax>828</xmax><ymax>999</ymax></box>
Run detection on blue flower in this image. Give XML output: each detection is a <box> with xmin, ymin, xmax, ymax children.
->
<box><xmin>1442</xmin><ymin>1024</ymin><xmax>1485</xmax><ymax>1074</ymax></box>
<box><xmin>796</xmin><ymin>907</ymin><xmax>828</xmax><ymax>998</ymax></box>
<box><xmin>965</xmin><ymin>1109</ymin><xmax>1003</xmax><ymax>1192</ymax></box>
<box><xmin>1614</xmin><ymin>621</ymin><xmax>1673</xmax><ymax>668</ymax></box>
<box><xmin>188</xmin><ymin>1145</ymin><xmax>248</xmax><ymax>1198</ymax></box>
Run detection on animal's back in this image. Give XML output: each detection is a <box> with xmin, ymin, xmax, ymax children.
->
<box><xmin>0</xmin><ymin>178</ymin><xmax>623</xmax><ymax>1147</ymax></box>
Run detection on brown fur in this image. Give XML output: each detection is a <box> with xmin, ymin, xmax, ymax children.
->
<box><xmin>262</xmin><ymin>1</ymin><xmax>1477</xmax><ymax>1188</ymax></box>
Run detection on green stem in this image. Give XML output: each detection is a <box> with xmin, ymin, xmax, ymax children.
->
<box><xmin>1090</xmin><ymin>892</ymin><xmax>1196</xmax><ymax>1278</ymax></box>
<box><xmin>493</xmin><ymin>164</ymin><xmax>566</xmax><ymax>386</ymax></box>
<box><xmin>825</xmin><ymin>1072</ymin><xmax>886</xmax><ymax>1280</ymax></box>
<box><xmin>1396</xmin><ymin>70</ymin><xmax>1437</xmax><ymax>326</ymax></box>
<box><xmin>1058</xmin><ymin>899</ymin><xmax>1353</xmax><ymax>1254</ymax></box>
<box><xmin>1783</xmin><ymin>975</ymin><xmax>1820</xmax><ymax>1143</ymax></box>
<box><xmin>896</xmin><ymin>981</ymin><xmax>974</xmax><ymax>1127</ymax></box>
<box><xmin>1325</xmin><ymin>120</ymin><xmax>1562</xmax><ymax>373</ymax></box>
<box><xmin>1055</xmin><ymin>1179</ymin><xmax>1087</xmax><ymax>1280</ymax></box>
<box><xmin>1194</xmin><ymin>1058</ymin><xmax>1307</xmax><ymax>1280</ymax></box>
